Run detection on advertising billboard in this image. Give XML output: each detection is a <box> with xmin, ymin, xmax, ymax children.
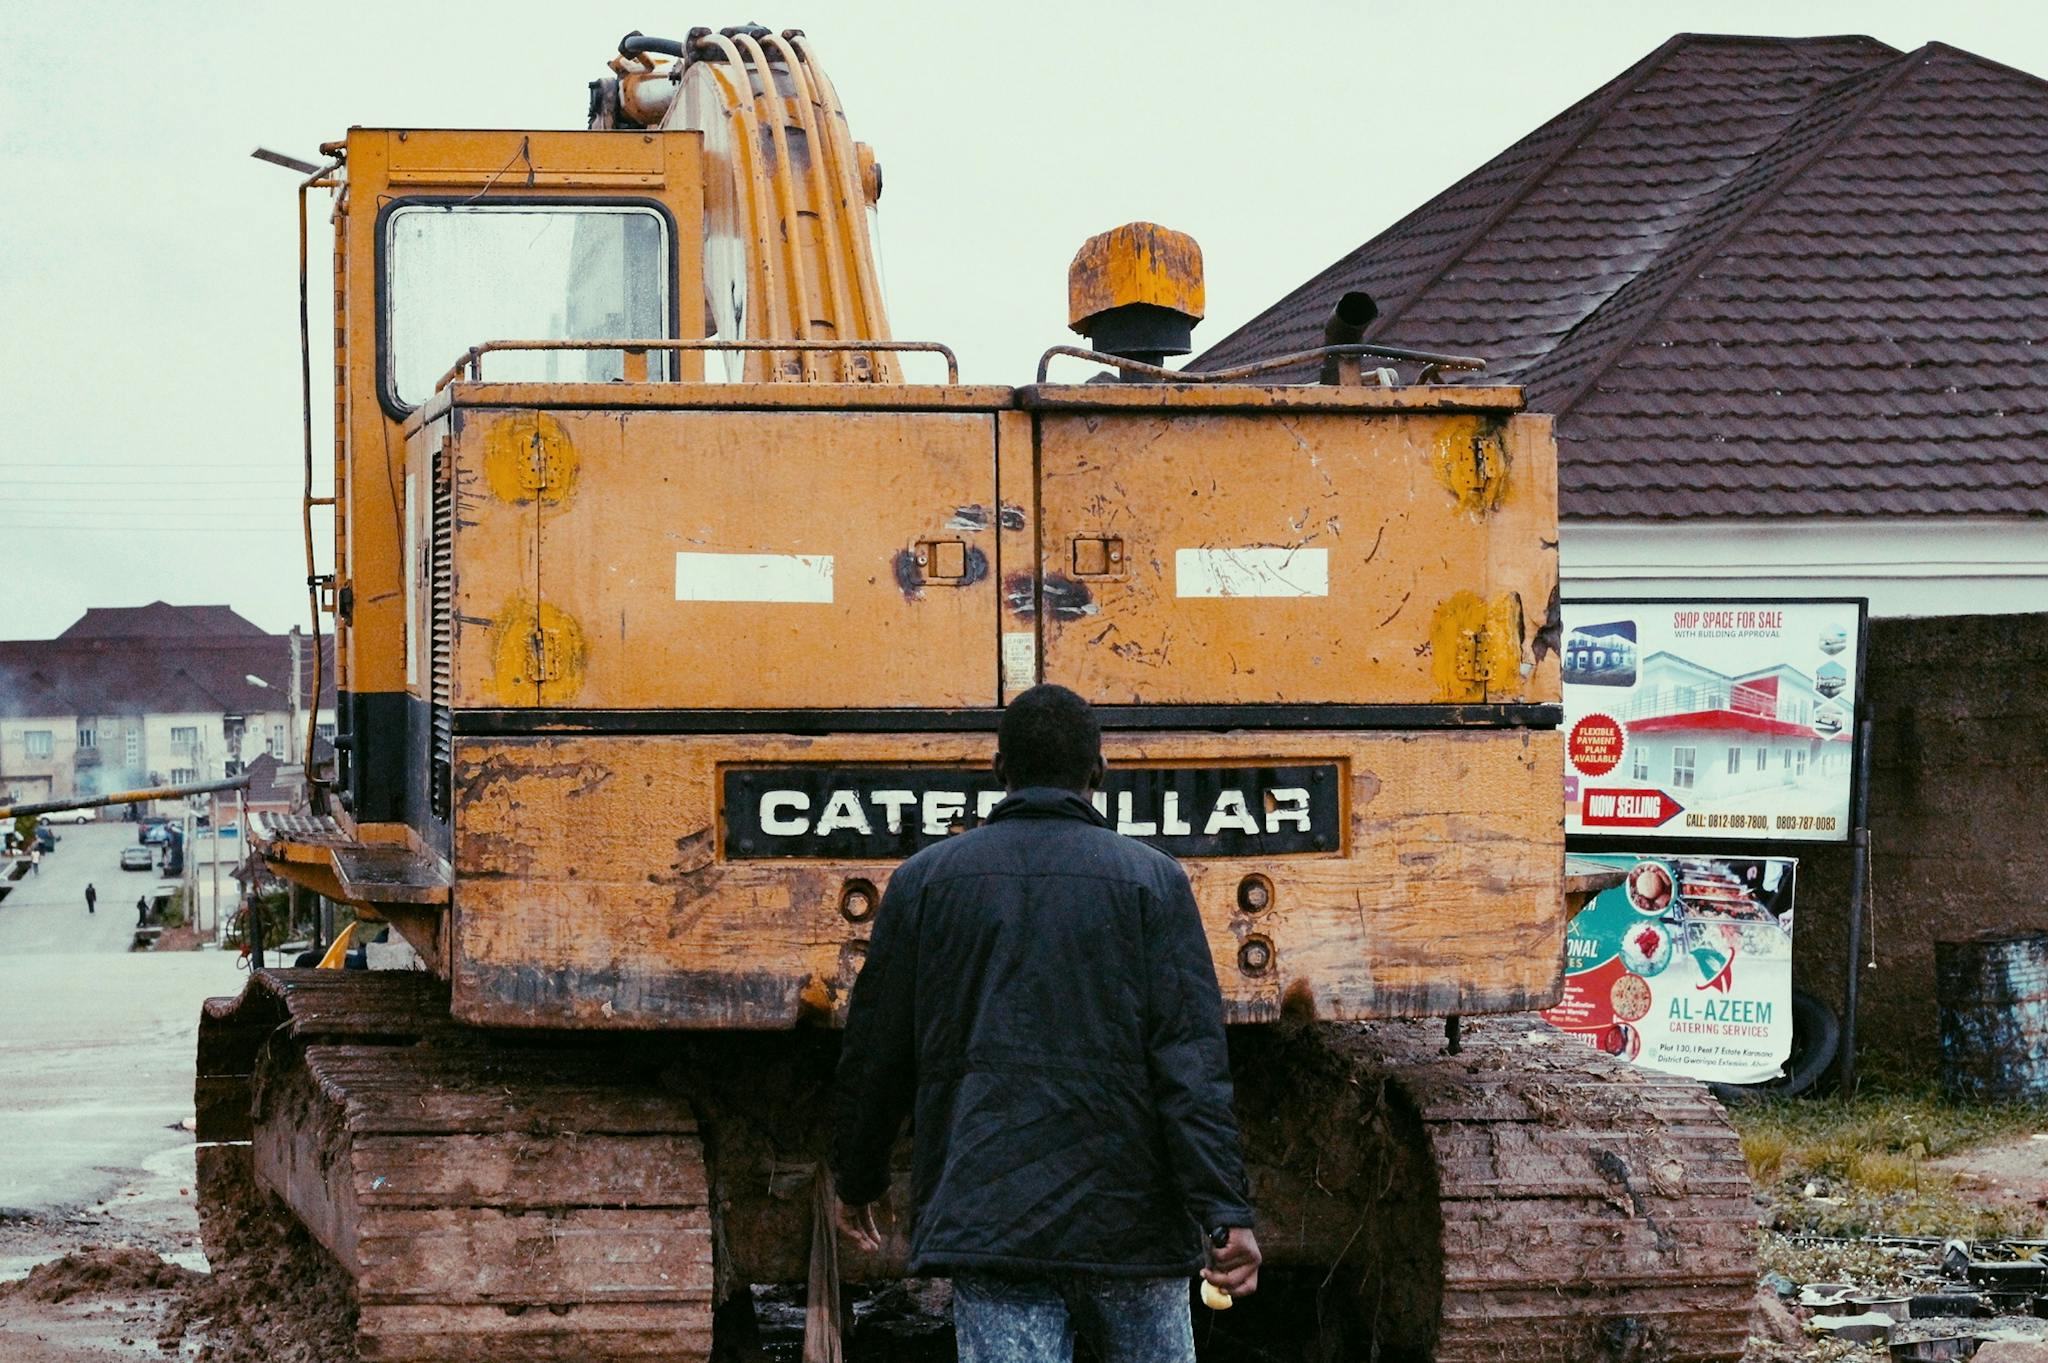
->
<box><xmin>1562</xmin><ymin>599</ymin><xmax>1864</xmax><ymax>843</ymax></box>
<box><xmin>1543</xmin><ymin>853</ymin><xmax>1797</xmax><ymax>1085</ymax></box>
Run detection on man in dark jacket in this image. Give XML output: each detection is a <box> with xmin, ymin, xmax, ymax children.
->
<box><xmin>832</xmin><ymin>684</ymin><xmax>1259</xmax><ymax>1362</ymax></box>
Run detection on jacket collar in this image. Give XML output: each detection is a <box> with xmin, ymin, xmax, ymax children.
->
<box><xmin>986</xmin><ymin>786</ymin><xmax>1109</xmax><ymax>828</ymax></box>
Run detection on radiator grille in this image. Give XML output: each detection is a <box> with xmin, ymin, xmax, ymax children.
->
<box><xmin>429</xmin><ymin>439</ymin><xmax>454</xmax><ymax>820</ymax></box>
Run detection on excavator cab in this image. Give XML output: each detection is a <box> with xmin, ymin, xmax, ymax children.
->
<box><xmin>201</xmin><ymin>28</ymin><xmax>1756</xmax><ymax>1363</ymax></box>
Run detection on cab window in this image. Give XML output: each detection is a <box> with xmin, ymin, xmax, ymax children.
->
<box><xmin>384</xmin><ymin>203</ymin><xmax>671</xmax><ymax>407</ymax></box>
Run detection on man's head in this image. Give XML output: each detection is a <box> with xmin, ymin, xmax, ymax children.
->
<box><xmin>994</xmin><ymin>684</ymin><xmax>1105</xmax><ymax>794</ymax></box>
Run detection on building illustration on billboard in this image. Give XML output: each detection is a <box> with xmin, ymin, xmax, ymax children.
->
<box><xmin>1564</xmin><ymin>620</ymin><xmax>1638</xmax><ymax>687</ymax></box>
<box><xmin>1618</xmin><ymin>653</ymin><xmax>1853</xmax><ymax>808</ymax></box>
<box><xmin>1563</xmin><ymin>600</ymin><xmax>1864</xmax><ymax>842</ymax></box>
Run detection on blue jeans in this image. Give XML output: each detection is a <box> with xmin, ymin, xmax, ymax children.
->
<box><xmin>952</xmin><ymin>1272</ymin><xmax>1194</xmax><ymax>1363</ymax></box>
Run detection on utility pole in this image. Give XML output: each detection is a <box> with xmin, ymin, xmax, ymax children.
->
<box><xmin>209</xmin><ymin>791</ymin><xmax>222</xmax><ymax>944</ymax></box>
<box><xmin>288</xmin><ymin>627</ymin><xmax>304</xmax><ymax>766</ymax></box>
<box><xmin>239</xmin><ymin>786</ymin><xmax>260</xmax><ymax>968</ymax></box>
<box><xmin>182</xmin><ymin>804</ymin><xmax>197</xmax><ymax>932</ymax></box>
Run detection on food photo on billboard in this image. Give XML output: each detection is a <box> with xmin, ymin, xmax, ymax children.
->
<box><xmin>1545</xmin><ymin>853</ymin><xmax>1804</xmax><ymax>1087</ymax></box>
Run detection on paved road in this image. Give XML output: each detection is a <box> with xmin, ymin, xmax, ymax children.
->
<box><xmin>0</xmin><ymin>821</ymin><xmax>244</xmax><ymax>1217</ymax></box>
<box><xmin>0</xmin><ymin>823</ymin><xmax>173</xmax><ymax>953</ymax></box>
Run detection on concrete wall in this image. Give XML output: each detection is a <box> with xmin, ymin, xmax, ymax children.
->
<box><xmin>1791</xmin><ymin>612</ymin><xmax>2048</xmax><ymax>1079</ymax></box>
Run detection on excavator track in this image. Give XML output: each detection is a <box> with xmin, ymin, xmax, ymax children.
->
<box><xmin>1238</xmin><ymin>1016</ymin><xmax>1756</xmax><ymax>1363</ymax></box>
<box><xmin>196</xmin><ymin>970</ymin><xmax>713</xmax><ymax>1362</ymax></box>
<box><xmin>200</xmin><ymin>976</ymin><xmax>1751</xmax><ymax>1362</ymax></box>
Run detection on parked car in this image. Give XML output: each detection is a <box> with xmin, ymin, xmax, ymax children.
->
<box><xmin>119</xmin><ymin>846</ymin><xmax>155</xmax><ymax>871</ymax></box>
<box><xmin>34</xmin><ymin>826</ymin><xmax>59</xmax><ymax>853</ymax></box>
<box><xmin>42</xmin><ymin>807</ymin><xmax>96</xmax><ymax>825</ymax></box>
<box><xmin>137</xmin><ymin>816</ymin><xmax>171</xmax><ymax>845</ymax></box>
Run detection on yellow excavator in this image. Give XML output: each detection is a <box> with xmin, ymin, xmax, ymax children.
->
<box><xmin>193</xmin><ymin>25</ymin><xmax>1756</xmax><ymax>1361</ymax></box>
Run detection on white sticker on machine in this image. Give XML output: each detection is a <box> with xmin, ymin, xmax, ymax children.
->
<box><xmin>1002</xmin><ymin>631</ymin><xmax>1037</xmax><ymax>689</ymax></box>
<box><xmin>1175</xmin><ymin>547</ymin><xmax>1329</xmax><ymax>598</ymax></box>
<box><xmin>675</xmin><ymin>552</ymin><xmax>835</xmax><ymax>603</ymax></box>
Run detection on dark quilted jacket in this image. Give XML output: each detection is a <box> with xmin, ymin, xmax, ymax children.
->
<box><xmin>831</xmin><ymin>786</ymin><xmax>1253</xmax><ymax>1276</ymax></box>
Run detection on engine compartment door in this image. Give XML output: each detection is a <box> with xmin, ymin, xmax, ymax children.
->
<box><xmin>446</xmin><ymin>402</ymin><xmax>1001</xmax><ymax>710</ymax></box>
<box><xmin>1026</xmin><ymin>392</ymin><xmax>1559</xmax><ymax>708</ymax></box>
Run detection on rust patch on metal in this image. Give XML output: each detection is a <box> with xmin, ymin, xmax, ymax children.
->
<box><xmin>456</xmin><ymin>749</ymin><xmax>611</xmax><ymax>807</ymax></box>
<box><xmin>892</xmin><ymin>549</ymin><xmax>925</xmax><ymax>600</ymax></box>
<box><xmin>1003</xmin><ymin>572</ymin><xmax>1036</xmax><ymax>619</ymax></box>
<box><xmin>1280</xmin><ymin>979</ymin><xmax>1319</xmax><ymax>1022</ymax></box>
<box><xmin>1532</xmin><ymin>579</ymin><xmax>1563</xmax><ymax>664</ymax></box>
<box><xmin>1040</xmin><ymin>574</ymin><xmax>1098</xmax><ymax>622</ymax></box>
<box><xmin>945</xmin><ymin>504</ymin><xmax>990</xmax><ymax>532</ymax></box>
<box><xmin>959</xmin><ymin>546</ymin><xmax>990</xmax><ymax>587</ymax></box>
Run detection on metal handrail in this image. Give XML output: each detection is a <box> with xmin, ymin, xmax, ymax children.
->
<box><xmin>1034</xmin><ymin>342</ymin><xmax>1488</xmax><ymax>386</ymax></box>
<box><xmin>433</xmin><ymin>338</ymin><xmax>960</xmax><ymax>392</ymax></box>
<box><xmin>0</xmin><ymin>774</ymin><xmax>251</xmax><ymax>822</ymax></box>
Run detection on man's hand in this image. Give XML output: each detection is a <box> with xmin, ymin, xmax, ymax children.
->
<box><xmin>835</xmin><ymin>1197</ymin><xmax>884</xmax><ymax>1253</ymax></box>
<box><xmin>1202</xmin><ymin>1226</ymin><xmax>1261</xmax><ymax>1299</ymax></box>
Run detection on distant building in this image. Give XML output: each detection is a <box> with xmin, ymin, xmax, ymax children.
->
<box><xmin>0</xmin><ymin>602</ymin><xmax>334</xmax><ymax>811</ymax></box>
<box><xmin>1195</xmin><ymin>35</ymin><xmax>2048</xmax><ymax>615</ymax></box>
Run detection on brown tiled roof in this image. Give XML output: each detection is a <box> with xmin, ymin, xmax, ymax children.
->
<box><xmin>1193</xmin><ymin>35</ymin><xmax>2048</xmax><ymax>520</ymax></box>
<box><xmin>0</xmin><ymin>606</ymin><xmax>335</xmax><ymax>720</ymax></box>
<box><xmin>59</xmin><ymin>601</ymin><xmax>271</xmax><ymax>640</ymax></box>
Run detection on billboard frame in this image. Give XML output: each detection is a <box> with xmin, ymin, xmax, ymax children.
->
<box><xmin>1560</xmin><ymin>595</ymin><xmax>1870</xmax><ymax>854</ymax></box>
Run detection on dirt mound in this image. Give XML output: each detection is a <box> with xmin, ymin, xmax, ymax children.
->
<box><xmin>177</xmin><ymin>1146</ymin><xmax>357</xmax><ymax>1363</ymax></box>
<box><xmin>0</xmin><ymin>1244</ymin><xmax>198</xmax><ymax>1303</ymax></box>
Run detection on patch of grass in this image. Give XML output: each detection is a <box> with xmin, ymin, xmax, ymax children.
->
<box><xmin>1757</xmin><ymin>1230</ymin><xmax>1914</xmax><ymax>1292</ymax></box>
<box><xmin>1728</xmin><ymin>1085</ymin><xmax>2048</xmax><ymax>1240</ymax></box>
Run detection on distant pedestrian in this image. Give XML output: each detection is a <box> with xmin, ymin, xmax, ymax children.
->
<box><xmin>84</xmin><ymin>882</ymin><xmax>96</xmax><ymax>914</ymax></box>
<box><xmin>136</xmin><ymin>896</ymin><xmax>151</xmax><ymax>927</ymax></box>
<box><xmin>29</xmin><ymin>846</ymin><xmax>41</xmax><ymax>874</ymax></box>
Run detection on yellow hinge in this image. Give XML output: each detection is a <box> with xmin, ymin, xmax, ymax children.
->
<box><xmin>1454</xmin><ymin>628</ymin><xmax>1496</xmax><ymax>684</ymax></box>
<box><xmin>528</xmin><ymin>626</ymin><xmax>567</xmax><ymax>683</ymax></box>
<box><xmin>1429</xmin><ymin>591</ymin><xmax>1526</xmax><ymax>701</ymax></box>
<box><xmin>521</xmin><ymin>428</ymin><xmax>565</xmax><ymax>494</ymax></box>
<box><xmin>1433</xmin><ymin>417</ymin><xmax>1510</xmax><ymax>514</ymax></box>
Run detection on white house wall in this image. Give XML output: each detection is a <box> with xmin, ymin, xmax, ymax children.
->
<box><xmin>1563</xmin><ymin>517</ymin><xmax>2048</xmax><ymax>617</ymax></box>
<box><xmin>3</xmin><ymin>706</ymin><xmax>335</xmax><ymax>805</ymax></box>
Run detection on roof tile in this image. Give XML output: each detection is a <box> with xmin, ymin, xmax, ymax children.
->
<box><xmin>1193</xmin><ymin>35</ymin><xmax>2048</xmax><ymax>519</ymax></box>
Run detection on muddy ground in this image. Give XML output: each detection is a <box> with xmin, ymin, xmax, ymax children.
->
<box><xmin>14</xmin><ymin>1114</ymin><xmax>2048</xmax><ymax>1363</ymax></box>
<box><xmin>5</xmin><ymin>898</ymin><xmax>2047</xmax><ymax>1360</ymax></box>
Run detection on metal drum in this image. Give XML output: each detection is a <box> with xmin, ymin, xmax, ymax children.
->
<box><xmin>1936</xmin><ymin>932</ymin><xmax>2048</xmax><ymax>1100</ymax></box>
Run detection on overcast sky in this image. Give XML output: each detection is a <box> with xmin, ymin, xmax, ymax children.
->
<box><xmin>3</xmin><ymin>0</ymin><xmax>2042</xmax><ymax>640</ymax></box>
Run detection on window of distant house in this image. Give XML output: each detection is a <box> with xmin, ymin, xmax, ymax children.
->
<box><xmin>24</xmin><ymin>730</ymin><xmax>53</xmax><ymax>759</ymax></box>
<box><xmin>1727</xmin><ymin>747</ymin><xmax>1741</xmax><ymax>774</ymax></box>
<box><xmin>77</xmin><ymin>727</ymin><xmax>96</xmax><ymax>750</ymax></box>
<box><xmin>1756</xmin><ymin>747</ymin><xmax>1768</xmax><ymax>772</ymax></box>
<box><xmin>317</xmin><ymin>722</ymin><xmax>335</xmax><ymax>742</ymax></box>
<box><xmin>1631</xmin><ymin>748</ymin><xmax>1648</xmax><ymax>781</ymax></box>
<box><xmin>269</xmin><ymin>723</ymin><xmax>285</xmax><ymax>756</ymax></box>
<box><xmin>1795</xmin><ymin>750</ymin><xmax>1808</xmax><ymax>778</ymax></box>
<box><xmin>125</xmin><ymin>731</ymin><xmax>140</xmax><ymax>766</ymax></box>
<box><xmin>169</xmin><ymin>768</ymin><xmax>197</xmax><ymax>785</ymax></box>
<box><xmin>1672</xmin><ymin>747</ymin><xmax>1696</xmax><ymax>790</ymax></box>
<box><xmin>171</xmin><ymin>726</ymin><xmax>199</xmax><ymax>746</ymax></box>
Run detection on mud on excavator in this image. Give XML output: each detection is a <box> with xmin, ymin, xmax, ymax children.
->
<box><xmin>194</xmin><ymin>24</ymin><xmax>1757</xmax><ymax>1362</ymax></box>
